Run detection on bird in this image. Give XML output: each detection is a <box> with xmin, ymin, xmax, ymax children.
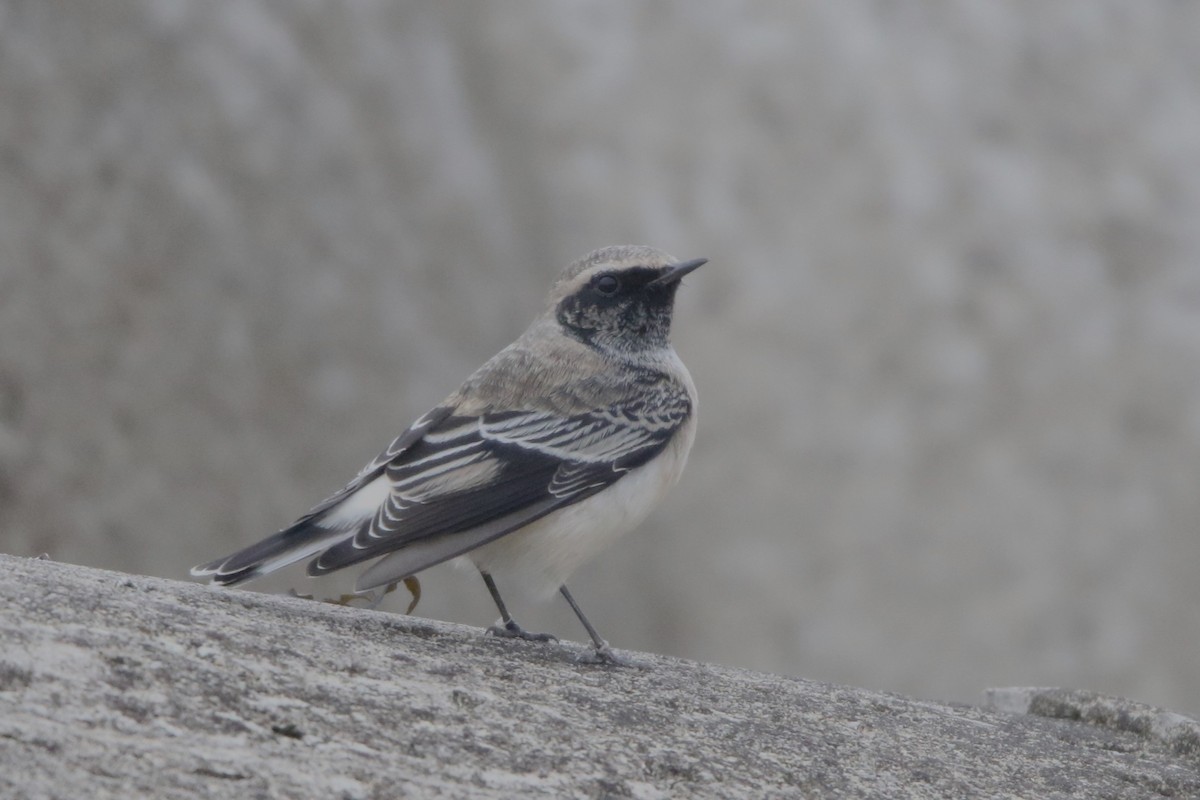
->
<box><xmin>192</xmin><ymin>245</ymin><xmax>705</xmax><ymax>663</ymax></box>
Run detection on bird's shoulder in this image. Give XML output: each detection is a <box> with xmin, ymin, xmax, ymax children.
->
<box><xmin>447</xmin><ymin>322</ymin><xmax>694</xmax><ymax>421</ymax></box>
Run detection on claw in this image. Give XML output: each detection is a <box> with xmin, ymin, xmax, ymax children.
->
<box><xmin>576</xmin><ymin>641</ymin><xmax>637</xmax><ymax>667</ymax></box>
<box><xmin>486</xmin><ymin>619</ymin><xmax>558</xmax><ymax>643</ymax></box>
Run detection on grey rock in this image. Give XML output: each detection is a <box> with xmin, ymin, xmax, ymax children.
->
<box><xmin>2</xmin><ymin>554</ymin><xmax>1197</xmax><ymax>799</ymax></box>
<box><xmin>986</xmin><ymin>687</ymin><xmax>1200</xmax><ymax>759</ymax></box>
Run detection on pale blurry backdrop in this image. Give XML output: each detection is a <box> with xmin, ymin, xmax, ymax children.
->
<box><xmin>2</xmin><ymin>2</ymin><xmax>1199</xmax><ymax>712</ymax></box>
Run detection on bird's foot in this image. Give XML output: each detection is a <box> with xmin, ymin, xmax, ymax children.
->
<box><xmin>574</xmin><ymin>640</ymin><xmax>638</xmax><ymax>668</ymax></box>
<box><xmin>486</xmin><ymin>619</ymin><xmax>558</xmax><ymax>643</ymax></box>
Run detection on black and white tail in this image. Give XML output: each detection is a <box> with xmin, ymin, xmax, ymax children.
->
<box><xmin>190</xmin><ymin>473</ymin><xmax>393</xmax><ymax>585</ymax></box>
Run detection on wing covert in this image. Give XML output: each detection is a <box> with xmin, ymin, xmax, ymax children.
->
<box><xmin>307</xmin><ymin>387</ymin><xmax>692</xmax><ymax>576</ymax></box>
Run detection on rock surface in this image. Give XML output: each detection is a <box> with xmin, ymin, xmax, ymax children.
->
<box><xmin>2</xmin><ymin>554</ymin><xmax>1197</xmax><ymax>799</ymax></box>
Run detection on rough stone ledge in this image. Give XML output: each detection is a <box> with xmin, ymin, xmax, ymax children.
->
<box><xmin>1</xmin><ymin>553</ymin><xmax>1197</xmax><ymax>799</ymax></box>
<box><xmin>986</xmin><ymin>687</ymin><xmax>1200</xmax><ymax>759</ymax></box>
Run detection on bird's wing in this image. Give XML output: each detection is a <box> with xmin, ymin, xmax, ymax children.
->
<box><xmin>191</xmin><ymin>391</ymin><xmax>692</xmax><ymax>588</ymax></box>
<box><xmin>294</xmin><ymin>405</ymin><xmax>456</xmax><ymax>522</ymax></box>
<box><xmin>311</xmin><ymin>392</ymin><xmax>692</xmax><ymax>583</ymax></box>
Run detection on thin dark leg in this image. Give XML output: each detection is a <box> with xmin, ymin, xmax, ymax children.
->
<box><xmin>559</xmin><ymin>584</ymin><xmax>630</xmax><ymax>665</ymax></box>
<box><xmin>558</xmin><ymin>585</ymin><xmax>606</xmax><ymax>649</ymax></box>
<box><xmin>480</xmin><ymin>571</ymin><xmax>514</xmax><ymax>625</ymax></box>
<box><xmin>480</xmin><ymin>571</ymin><xmax>556</xmax><ymax>643</ymax></box>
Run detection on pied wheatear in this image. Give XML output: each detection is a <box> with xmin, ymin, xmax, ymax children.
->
<box><xmin>193</xmin><ymin>245</ymin><xmax>705</xmax><ymax>663</ymax></box>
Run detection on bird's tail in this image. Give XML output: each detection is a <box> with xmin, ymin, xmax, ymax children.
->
<box><xmin>189</xmin><ymin>517</ymin><xmax>355</xmax><ymax>586</ymax></box>
<box><xmin>191</xmin><ymin>474</ymin><xmax>392</xmax><ymax>585</ymax></box>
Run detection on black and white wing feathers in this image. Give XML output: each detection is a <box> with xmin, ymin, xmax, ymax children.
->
<box><xmin>311</xmin><ymin>395</ymin><xmax>690</xmax><ymax>579</ymax></box>
<box><xmin>191</xmin><ymin>392</ymin><xmax>691</xmax><ymax>588</ymax></box>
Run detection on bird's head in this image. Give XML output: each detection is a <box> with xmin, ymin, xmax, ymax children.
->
<box><xmin>547</xmin><ymin>245</ymin><xmax>707</xmax><ymax>355</ymax></box>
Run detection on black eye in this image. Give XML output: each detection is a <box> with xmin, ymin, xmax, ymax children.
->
<box><xmin>594</xmin><ymin>275</ymin><xmax>620</xmax><ymax>295</ymax></box>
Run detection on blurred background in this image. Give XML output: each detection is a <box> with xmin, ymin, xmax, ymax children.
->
<box><xmin>2</xmin><ymin>1</ymin><xmax>1199</xmax><ymax>713</ymax></box>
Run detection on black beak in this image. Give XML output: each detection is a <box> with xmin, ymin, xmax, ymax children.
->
<box><xmin>648</xmin><ymin>257</ymin><xmax>708</xmax><ymax>288</ymax></box>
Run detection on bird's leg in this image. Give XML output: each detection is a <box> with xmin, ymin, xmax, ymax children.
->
<box><xmin>558</xmin><ymin>584</ymin><xmax>632</xmax><ymax>666</ymax></box>
<box><xmin>480</xmin><ymin>571</ymin><xmax>557</xmax><ymax>642</ymax></box>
